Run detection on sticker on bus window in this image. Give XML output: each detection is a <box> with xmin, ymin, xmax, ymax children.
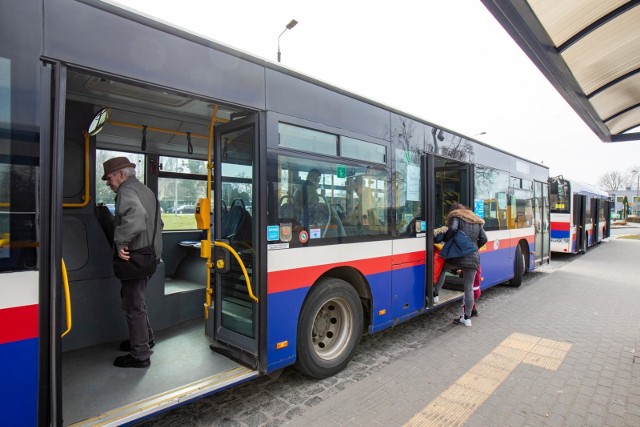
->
<box><xmin>280</xmin><ymin>223</ymin><xmax>292</xmax><ymax>242</ymax></box>
<box><xmin>309</xmin><ymin>228</ymin><xmax>321</xmax><ymax>239</ymax></box>
<box><xmin>268</xmin><ymin>243</ymin><xmax>289</xmax><ymax>250</ymax></box>
<box><xmin>267</xmin><ymin>225</ymin><xmax>280</xmax><ymax>241</ymax></box>
<box><xmin>299</xmin><ymin>230</ymin><xmax>309</xmax><ymax>244</ymax></box>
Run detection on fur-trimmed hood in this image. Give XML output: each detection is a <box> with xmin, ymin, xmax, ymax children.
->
<box><xmin>446</xmin><ymin>208</ymin><xmax>485</xmax><ymax>226</ymax></box>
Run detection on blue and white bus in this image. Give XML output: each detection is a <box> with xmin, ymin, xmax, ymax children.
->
<box><xmin>549</xmin><ymin>176</ymin><xmax>611</xmax><ymax>254</ymax></box>
<box><xmin>1</xmin><ymin>1</ymin><xmax>550</xmax><ymax>425</ymax></box>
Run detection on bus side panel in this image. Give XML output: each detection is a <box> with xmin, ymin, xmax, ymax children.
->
<box><xmin>390</xmin><ymin>263</ymin><xmax>425</xmax><ymax>322</ymax></box>
<box><xmin>478</xmin><ymin>230</ymin><xmax>531</xmax><ymax>287</ymax></box>
<box><xmin>265</xmin><ymin>286</ymin><xmax>307</xmax><ymax>372</ymax></box>
<box><xmin>479</xmin><ymin>244</ymin><xmax>512</xmax><ymax>286</ymax></box>
<box><xmin>0</xmin><ymin>273</ymin><xmax>39</xmax><ymax>427</ymax></box>
<box><xmin>0</xmin><ymin>338</ymin><xmax>38</xmax><ymax>426</ymax></box>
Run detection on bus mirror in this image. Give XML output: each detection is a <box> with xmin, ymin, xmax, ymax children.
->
<box><xmin>88</xmin><ymin>107</ymin><xmax>111</xmax><ymax>136</ymax></box>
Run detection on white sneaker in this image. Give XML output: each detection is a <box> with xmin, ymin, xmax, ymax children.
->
<box><xmin>433</xmin><ymin>295</ymin><xmax>439</xmax><ymax>304</ymax></box>
<box><xmin>456</xmin><ymin>315</ymin><xmax>472</xmax><ymax>327</ymax></box>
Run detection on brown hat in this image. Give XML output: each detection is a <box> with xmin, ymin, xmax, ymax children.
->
<box><xmin>102</xmin><ymin>157</ymin><xmax>135</xmax><ymax>180</ymax></box>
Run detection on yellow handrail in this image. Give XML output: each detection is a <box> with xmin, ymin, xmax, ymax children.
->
<box><xmin>108</xmin><ymin>119</ymin><xmax>213</xmax><ymax>140</ymax></box>
<box><xmin>61</xmin><ymin>259</ymin><xmax>72</xmax><ymax>337</ymax></box>
<box><xmin>214</xmin><ymin>240</ymin><xmax>258</xmax><ymax>303</ymax></box>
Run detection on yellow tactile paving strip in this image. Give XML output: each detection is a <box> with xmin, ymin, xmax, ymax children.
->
<box><xmin>404</xmin><ymin>333</ymin><xmax>573</xmax><ymax>427</ymax></box>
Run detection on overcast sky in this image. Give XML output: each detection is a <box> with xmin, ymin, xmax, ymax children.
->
<box><xmin>114</xmin><ymin>0</ymin><xmax>640</xmax><ymax>188</ymax></box>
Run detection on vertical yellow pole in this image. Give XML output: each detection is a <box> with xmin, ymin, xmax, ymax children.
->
<box><xmin>204</xmin><ymin>105</ymin><xmax>219</xmax><ymax>319</ymax></box>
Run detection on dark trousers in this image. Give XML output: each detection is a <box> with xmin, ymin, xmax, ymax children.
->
<box><xmin>120</xmin><ymin>276</ymin><xmax>154</xmax><ymax>360</ymax></box>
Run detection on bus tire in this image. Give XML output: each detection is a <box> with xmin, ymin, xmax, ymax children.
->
<box><xmin>295</xmin><ymin>278</ymin><xmax>363</xmax><ymax>379</ymax></box>
<box><xmin>509</xmin><ymin>245</ymin><xmax>525</xmax><ymax>287</ymax></box>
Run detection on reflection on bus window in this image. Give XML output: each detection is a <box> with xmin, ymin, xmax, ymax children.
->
<box><xmin>271</xmin><ymin>155</ymin><xmax>389</xmax><ymax>241</ymax></box>
<box><xmin>475</xmin><ymin>166</ymin><xmax>509</xmax><ymax>230</ymax></box>
<box><xmin>394</xmin><ymin>148</ymin><xmax>422</xmax><ymax>236</ymax></box>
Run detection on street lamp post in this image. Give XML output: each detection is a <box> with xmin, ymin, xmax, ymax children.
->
<box><xmin>277</xmin><ymin>19</ymin><xmax>298</xmax><ymax>63</ymax></box>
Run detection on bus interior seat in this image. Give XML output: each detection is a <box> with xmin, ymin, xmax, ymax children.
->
<box><xmin>222</xmin><ymin>198</ymin><xmax>252</xmax><ymax>244</ymax></box>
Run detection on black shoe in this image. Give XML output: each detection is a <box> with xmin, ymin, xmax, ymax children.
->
<box><xmin>471</xmin><ymin>308</ymin><xmax>478</xmax><ymax>317</ymax></box>
<box><xmin>114</xmin><ymin>354</ymin><xmax>150</xmax><ymax>368</ymax></box>
<box><xmin>119</xmin><ymin>339</ymin><xmax>155</xmax><ymax>352</ymax></box>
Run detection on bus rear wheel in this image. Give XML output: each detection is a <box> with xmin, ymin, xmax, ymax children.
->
<box><xmin>295</xmin><ymin>278</ymin><xmax>363</xmax><ymax>379</ymax></box>
<box><xmin>509</xmin><ymin>245</ymin><xmax>525</xmax><ymax>287</ymax></box>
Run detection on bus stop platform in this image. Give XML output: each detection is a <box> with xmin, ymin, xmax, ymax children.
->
<box><xmin>290</xmin><ymin>237</ymin><xmax>640</xmax><ymax>427</ymax></box>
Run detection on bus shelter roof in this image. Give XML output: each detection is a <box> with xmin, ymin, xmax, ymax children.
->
<box><xmin>481</xmin><ymin>0</ymin><xmax>640</xmax><ymax>143</ymax></box>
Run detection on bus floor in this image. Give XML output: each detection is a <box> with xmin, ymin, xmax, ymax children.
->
<box><xmin>61</xmin><ymin>317</ymin><xmax>243</xmax><ymax>425</ymax></box>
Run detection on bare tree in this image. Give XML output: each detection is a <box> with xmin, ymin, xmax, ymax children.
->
<box><xmin>599</xmin><ymin>171</ymin><xmax>625</xmax><ymax>192</ymax></box>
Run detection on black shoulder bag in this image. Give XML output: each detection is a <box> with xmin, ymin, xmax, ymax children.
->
<box><xmin>113</xmin><ymin>201</ymin><xmax>159</xmax><ymax>281</ymax></box>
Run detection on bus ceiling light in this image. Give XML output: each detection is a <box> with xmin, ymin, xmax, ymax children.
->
<box><xmin>277</xmin><ymin>19</ymin><xmax>298</xmax><ymax>63</ymax></box>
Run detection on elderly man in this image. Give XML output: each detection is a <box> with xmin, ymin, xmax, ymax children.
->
<box><xmin>102</xmin><ymin>157</ymin><xmax>162</xmax><ymax>368</ymax></box>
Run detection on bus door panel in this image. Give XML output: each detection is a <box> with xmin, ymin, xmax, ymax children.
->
<box><xmin>533</xmin><ymin>181</ymin><xmax>544</xmax><ymax>266</ymax></box>
<box><xmin>573</xmin><ymin>194</ymin><xmax>586</xmax><ymax>253</ymax></box>
<box><xmin>593</xmin><ymin>199</ymin><xmax>600</xmax><ymax>243</ymax></box>
<box><xmin>541</xmin><ymin>182</ymin><xmax>551</xmax><ymax>262</ymax></box>
<box><xmin>428</xmin><ymin>156</ymin><xmax>473</xmax><ymax>291</ymax></box>
<box><xmin>211</xmin><ymin>114</ymin><xmax>260</xmax><ymax>363</ymax></box>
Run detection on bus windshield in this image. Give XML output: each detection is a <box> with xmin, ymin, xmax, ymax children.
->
<box><xmin>549</xmin><ymin>179</ymin><xmax>570</xmax><ymax>213</ymax></box>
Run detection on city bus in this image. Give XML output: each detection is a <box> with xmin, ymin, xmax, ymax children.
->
<box><xmin>1</xmin><ymin>1</ymin><xmax>549</xmax><ymax>425</ymax></box>
<box><xmin>549</xmin><ymin>176</ymin><xmax>611</xmax><ymax>254</ymax></box>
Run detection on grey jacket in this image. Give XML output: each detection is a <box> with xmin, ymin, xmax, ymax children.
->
<box><xmin>114</xmin><ymin>176</ymin><xmax>163</xmax><ymax>261</ymax></box>
<box><xmin>443</xmin><ymin>208</ymin><xmax>487</xmax><ymax>270</ymax></box>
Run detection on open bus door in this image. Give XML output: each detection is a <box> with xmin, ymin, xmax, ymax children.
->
<box><xmin>593</xmin><ymin>199</ymin><xmax>601</xmax><ymax>243</ymax></box>
<box><xmin>574</xmin><ymin>193</ymin><xmax>588</xmax><ymax>253</ymax></box>
<box><xmin>533</xmin><ymin>181</ymin><xmax>550</xmax><ymax>266</ymax></box>
<box><xmin>425</xmin><ymin>154</ymin><xmax>473</xmax><ymax>301</ymax></box>
<box><xmin>209</xmin><ymin>114</ymin><xmax>261</xmax><ymax>368</ymax></box>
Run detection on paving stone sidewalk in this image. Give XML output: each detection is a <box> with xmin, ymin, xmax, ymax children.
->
<box><xmin>289</xmin><ymin>239</ymin><xmax>640</xmax><ymax>427</ymax></box>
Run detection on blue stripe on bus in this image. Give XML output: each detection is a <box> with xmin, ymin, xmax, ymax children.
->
<box><xmin>0</xmin><ymin>338</ymin><xmax>38</xmax><ymax>427</ymax></box>
<box><xmin>551</xmin><ymin>230</ymin><xmax>570</xmax><ymax>239</ymax></box>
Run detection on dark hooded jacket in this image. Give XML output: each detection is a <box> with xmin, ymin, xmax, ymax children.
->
<box><xmin>441</xmin><ymin>208</ymin><xmax>487</xmax><ymax>270</ymax></box>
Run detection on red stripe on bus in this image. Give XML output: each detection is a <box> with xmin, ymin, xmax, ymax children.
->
<box><xmin>551</xmin><ymin>221</ymin><xmax>570</xmax><ymax>231</ymax></box>
<box><xmin>0</xmin><ymin>304</ymin><xmax>38</xmax><ymax>344</ymax></box>
<box><xmin>391</xmin><ymin>251</ymin><xmax>425</xmax><ymax>265</ymax></box>
<box><xmin>268</xmin><ymin>254</ymin><xmax>397</xmax><ymax>293</ymax></box>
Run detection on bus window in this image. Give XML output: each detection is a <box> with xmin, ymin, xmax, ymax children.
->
<box><xmin>158</xmin><ymin>156</ymin><xmax>208</xmax><ymax>230</ymax></box>
<box><xmin>394</xmin><ymin>148</ymin><xmax>422</xmax><ymax>236</ymax></box>
<box><xmin>509</xmin><ymin>187</ymin><xmax>534</xmax><ymax>229</ymax></box>
<box><xmin>549</xmin><ymin>179</ymin><xmax>570</xmax><ymax>213</ymax></box>
<box><xmin>270</xmin><ymin>155</ymin><xmax>389</xmax><ymax>241</ymax></box>
<box><xmin>475</xmin><ymin>166</ymin><xmax>509</xmax><ymax>230</ymax></box>
<box><xmin>95</xmin><ymin>149</ymin><xmax>145</xmax><ymax>206</ymax></box>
